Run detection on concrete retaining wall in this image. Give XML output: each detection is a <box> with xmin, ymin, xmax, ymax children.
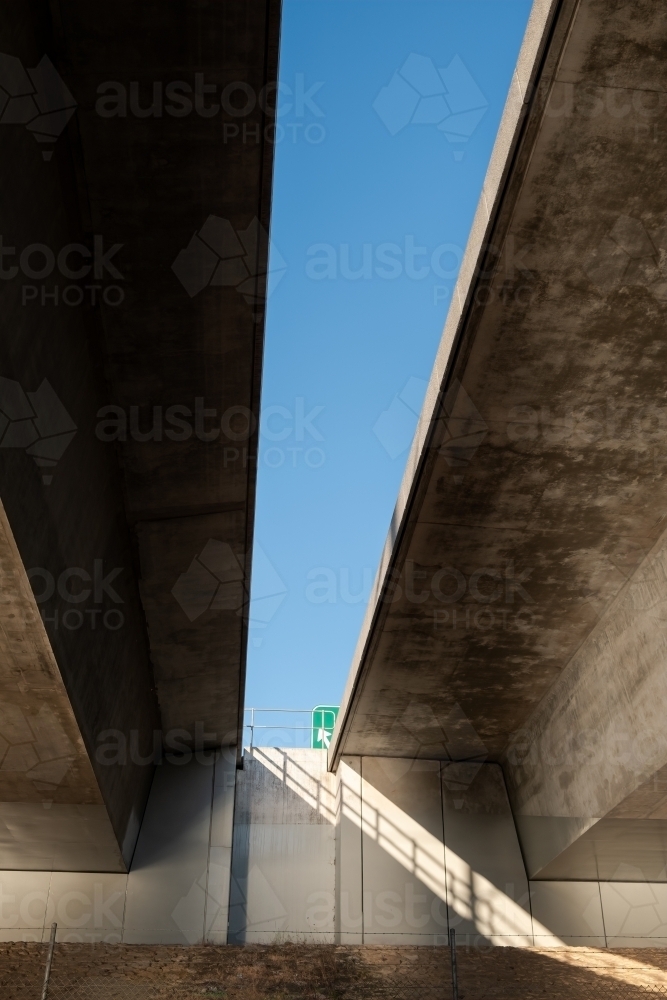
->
<box><xmin>232</xmin><ymin>751</ymin><xmax>667</xmax><ymax>948</ymax></box>
<box><xmin>3</xmin><ymin>748</ymin><xmax>667</xmax><ymax>947</ymax></box>
<box><xmin>0</xmin><ymin>752</ymin><xmax>235</xmax><ymax>944</ymax></box>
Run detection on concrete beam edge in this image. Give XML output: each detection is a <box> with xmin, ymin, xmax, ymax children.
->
<box><xmin>328</xmin><ymin>0</ymin><xmax>565</xmax><ymax>771</ymax></box>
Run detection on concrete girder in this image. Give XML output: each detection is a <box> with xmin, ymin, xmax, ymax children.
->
<box><xmin>0</xmin><ymin>0</ymin><xmax>279</xmax><ymax>867</ymax></box>
<box><xmin>330</xmin><ymin>0</ymin><xmax>667</xmax><ymax>880</ymax></box>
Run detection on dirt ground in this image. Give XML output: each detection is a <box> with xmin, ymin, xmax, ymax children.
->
<box><xmin>2</xmin><ymin>942</ymin><xmax>667</xmax><ymax>997</ymax></box>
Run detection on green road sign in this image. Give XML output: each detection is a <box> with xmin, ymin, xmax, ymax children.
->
<box><xmin>311</xmin><ymin>705</ymin><xmax>339</xmax><ymax>749</ymax></box>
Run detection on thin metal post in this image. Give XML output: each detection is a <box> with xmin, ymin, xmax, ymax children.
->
<box><xmin>41</xmin><ymin>922</ymin><xmax>57</xmax><ymax>1000</ymax></box>
<box><xmin>449</xmin><ymin>928</ymin><xmax>458</xmax><ymax>1000</ymax></box>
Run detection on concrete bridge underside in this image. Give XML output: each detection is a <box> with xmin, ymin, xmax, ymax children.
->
<box><xmin>331</xmin><ymin>0</ymin><xmax>667</xmax><ymax>881</ymax></box>
<box><xmin>0</xmin><ymin>0</ymin><xmax>279</xmax><ymax>870</ymax></box>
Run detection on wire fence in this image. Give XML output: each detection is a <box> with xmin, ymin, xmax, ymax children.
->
<box><xmin>457</xmin><ymin>988</ymin><xmax>667</xmax><ymax>999</ymax></box>
<box><xmin>342</xmin><ymin>988</ymin><xmax>449</xmax><ymax>1000</ymax></box>
<box><xmin>455</xmin><ymin>985</ymin><xmax>667</xmax><ymax>999</ymax></box>
<box><xmin>0</xmin><ymin>984</ymin><xmax>215</xmax><ymax>1000</ymax></box>
<box><xmin>0</xmin><ymin>984</ymin><xmax>450</xmax><ymax>1000</ymax></box>
<box><xmin>5</xmin><ymin>974</ymin><xmax>667</xmax><ymax>1000</ymax></box>
<box><xmin>6</xmin><ymin>929</ymin><xmax>667</xmax><ymax>1000</ymax></box>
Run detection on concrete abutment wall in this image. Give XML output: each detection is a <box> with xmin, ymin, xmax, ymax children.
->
<box><xmin>2</xmin><ymin>749</ymin><xmax>667</xmax><ymax>946</ymax></box>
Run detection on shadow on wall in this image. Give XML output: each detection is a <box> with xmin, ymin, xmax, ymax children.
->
<box><xmin>228</xmin><ymin>749</ymin><xmax>533</xmax><ymax>945</ymax></box>
<box><xmin>228</xmin><ymin>749</ymin><xmax>667</xmax><ymax>992</ymax></box>
<box><xmin>229</xmin><ymin>747</ymin><xmax>337</xmax><ymax>943</ymax></box>
<box><xmin>356</xmin><ymin>757</ymin><xmax>533</xmax><ymax>945</ymax></box>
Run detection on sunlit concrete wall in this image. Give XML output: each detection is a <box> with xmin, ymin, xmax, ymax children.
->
<box><xmin>231</xmin><ymin>751</ymin><xmax>667</xmax><ymax>948</ymax></box>
<box><xmin>4</xmin><ymin>748</ymin><xmax>667</xmax><ymax>946</ymax></box>
<box><xmin>228</xmin><ymin>750</ymin><xmax>531</xmax><ymax>945</ymax></box>
<box><xmin>341</xmin><ymin>756</ymin><xmax>531</xmax><ymax>946</ymax></box>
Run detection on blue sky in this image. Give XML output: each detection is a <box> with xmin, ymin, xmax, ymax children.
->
<box><xmin>245</xmin><ymin>0</ymin><xmax>531</xmax><ymax>732</ymax></box>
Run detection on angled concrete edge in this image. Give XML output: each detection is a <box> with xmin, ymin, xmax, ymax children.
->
<box><xmin>329</xmin><ymin>0</ymin><xmax>574</xmax><ymax>772</ymax></box>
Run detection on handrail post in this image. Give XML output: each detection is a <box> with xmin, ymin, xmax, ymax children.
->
<box><xmin>449</xmin><ymin>928</ymin><xmax>458</xmax><ymax>1000</ymax></box>
<box><xmin>41</xmin><ymin>922</ymin><xmax>57</xmax><ymax>1000</ymax></box>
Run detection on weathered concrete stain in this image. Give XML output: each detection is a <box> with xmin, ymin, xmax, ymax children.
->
<box><xmin>331</xmin><ymin>0</ymin><xmax>667</xmax><ymax>878</ymax></box>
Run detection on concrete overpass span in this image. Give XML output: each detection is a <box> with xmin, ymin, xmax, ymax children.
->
<box><xmin>5</xmin><ymin>0</ymin><xmax>667</xmax><ymax>948</ymax></box>
<box><xmin>330</xmin><ymin>0</ymin><xmax>667</xmax><ymax>881</ymax></box>
<box><xmin>0</xmin><ymin>0</ymin><xmax>279</xmax><ymax>870</ymax></box>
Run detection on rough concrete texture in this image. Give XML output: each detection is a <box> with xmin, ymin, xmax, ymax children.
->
<box><xmin>0</xmin><ymin>0</ymin><xmax>279</xmax><ymax>864</ymax></box>
<box><xmin>330</xmin><ymin>0</ymin><xmax>667</xmax><ymax>877</ymax></box>
<box><xmin>0</xmin><ymin>501</ymin><xmax>100</xmax><ymax>808</ymax></box>
<box><xmin>0</xmin><ymin>0</ymin><xmax>160</xmax><ymax>862</ymax></box>
<box><xmin>505</xmin><ymin>522</ymin><xmax>667</xmax><ymax>880</ymax></box>
<box><xmin>55</xmin><ymin>0</ymin><xmax>281</xmax><ymax>744</ymax></box>
<box><xmin>230</xmin><ymin>748</ymin><xmax>337</xmax><ymax>944</ymax></box>
<box><xmin>4</xmin><ymin>943</ymin><xmax>667</xmax><ymax>998</ymax></box>
<box><xmin>230</xmin><ymin>753</ymin><xmax>531</xmax><ymax>946</ymax></box>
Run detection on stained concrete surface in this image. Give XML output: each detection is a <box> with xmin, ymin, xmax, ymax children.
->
<box><xmin>0</xmin><ymin>0</ymin><xmax>279</xmax><ymax>865</ymax></box>
<box><xmin>0</xmin><ymin>496</ymin><xmax>123</xmax><ymax>870</ymax></box>
<box><xmin>56</xmin><ymin>0</ymin><xmax>280</xmax><ymax>743</ymax></box>
<box><xmin>330</xmin><ymin>0</ymin><xmax>667</xmax><ymax>879</ymax></box>
<box><xmin>505</xmin><ymin>521</ymin><xmax>667</xmax><ymax>879</ymax></box>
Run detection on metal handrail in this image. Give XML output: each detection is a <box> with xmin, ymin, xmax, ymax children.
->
<box><xmin>245</xmin><ymin>707</ymin><xmax>311</xmax><ymax>750</ymax></box>
<box><xmin>244</xmin><ymin>708</ymin><xmax>312</xmax><ymax>713</ymax></box>
<box><xmin>243</xmin><ymin>707</ymin><xmax>338</xmax><ymax>751</ymax></box>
